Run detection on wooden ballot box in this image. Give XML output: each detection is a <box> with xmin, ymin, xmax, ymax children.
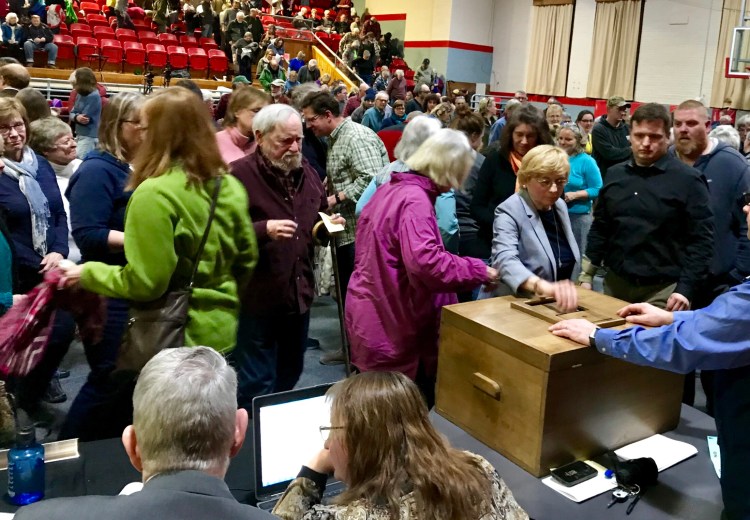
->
<box><xmin>435</xmin><ymin>289</ymin><xmax>684</xmax><ymax>477</ymax></box>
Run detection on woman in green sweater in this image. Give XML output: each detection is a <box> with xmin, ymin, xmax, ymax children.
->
<box><xmin>60</xmin><ymin>88</ymin><xmax>258</xmax><ymax>354</ymax></box>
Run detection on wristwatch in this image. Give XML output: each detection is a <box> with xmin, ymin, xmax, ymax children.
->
<box><xmin>334</xmin><ymin>192</ymin><xmax>341</xmax><ymax>204</ymax></box>
<box><xmin>588</xmin><ymin>327</ymin><xmax>600</xmax><ymax>349</ymax></box>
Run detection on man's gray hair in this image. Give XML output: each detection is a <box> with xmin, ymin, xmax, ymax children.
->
<box><xmin>291</xmin><ymin>82</ymin><xmax>323</xmax><ymax>110</ymax></box>
<box><xmin>253</xmin><ymin>103</ymin><xmax>302</xmax><ymax>135</ymax></box>
<box><xmin>736</xmin><ymin>114</ymin><xmax>750</xmax><ymax>129</ymax></box>
<box><xmin>394</xmin><ymin>115</ymin><xmax>441</xmax><ymax>162</ymax></box>
<box><xmin>709</xmin><ymin>125</ymin><xmax>741</xmax><ymax>150</ymax></box>
<box><xmin>133</xmin><ymin>347</ymin><xmax>238</xmax><ymax>479</ymax></box>
<box><xmin>29</xmin><ymin>116</ymin><xmax>72</xmax><ymax>154</ymax></box>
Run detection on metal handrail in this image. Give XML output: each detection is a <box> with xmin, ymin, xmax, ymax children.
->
<box><xmin>308</xmin><ymin>31</ymin><xmax>364</xmax><ymax>86</ymax></box>
<box><xmin>259</xmin><ymin>12</ymin><xmax>316</xmax><ymax>30</ymax></box>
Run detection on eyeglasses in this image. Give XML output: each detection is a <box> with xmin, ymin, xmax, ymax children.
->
<box><xmin>305</xmin><ymin>113</ymin><xmax>325</xmax><ymax>123</ymax></box>
<box><xmin>534</xmin><ymin>177</ymin><xmax>568</xmax><ymax>189</ymax></box>
<box><xmin>52</xmin><ymin>136</ymin><xmax>75</xmax><ymax>149</ymax></box>
<box><xmin>0</xmin><ymin>121</ymin><xmax>24</xmax><ymax>136</ymax></box>
<box><xmin>319</xmin><ymin>425</ymin><xmax>344</xmax><ymax>441</ymax></box>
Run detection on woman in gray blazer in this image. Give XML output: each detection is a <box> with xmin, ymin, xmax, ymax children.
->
<box><xmin>485</xmin><ymin>145</ymin><xmax>579</xmax><ymax>311</ymax></box>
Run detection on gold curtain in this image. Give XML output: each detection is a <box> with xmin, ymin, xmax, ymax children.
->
<box><xmin>586</xmin><ymin>0</ymin><xmax>642</xmax><ymax>99</ymax></box>
<box><xmin>533</xmin><ymin>0</ymin><xmax>574</xmax><ymax>6</ymax></box>
<box><xmin>710</xmin><ymin>0</ymin><xmax>750</xmax><ymax>109</ymax></box>
<box><xmin>525</xmin><ymin>3</ymin><xmax>574</xmax><ymax>96</ymax></box>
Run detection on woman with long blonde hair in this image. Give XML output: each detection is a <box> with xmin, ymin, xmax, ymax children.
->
<box><xmin>274</xmin><ymin>371</ymin><xmax>529</xmax><ymax>520</ymax></box>
<box><xmin>60</xmin><ymin>87</ymin><xmax>258</xmax><ymax>355</ymax></box>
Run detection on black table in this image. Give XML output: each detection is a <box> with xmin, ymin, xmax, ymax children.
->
<box><xmin>0</xmin><ymin>405</ymin><xmax>723</xmax><ymax>519</ymax></box>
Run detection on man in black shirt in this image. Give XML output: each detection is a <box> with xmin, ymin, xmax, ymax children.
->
<box><xmin>591</xmin><ymin>96</ymin><xmax>631</xmax><ymax>180</ymax></box>
<box><xmin>22</xmin><ymin>15</ymin><xmax>57</xmax><ymax>68</ymax></box>
<box><xmin>579</xmin><ymin>103</ymin><xmax>714</xmax><ymax>311</ymax></box>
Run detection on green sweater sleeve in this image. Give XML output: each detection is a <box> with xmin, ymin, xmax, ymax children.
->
<box><xmin>80</xmin><ymin>179</ymin><xmax>178</xmax><ymax>302</ymax></box>
<box><xmin>227</xmin><ymin>176</ymin><xmax>258</xmax><ymax>291</ymax></box>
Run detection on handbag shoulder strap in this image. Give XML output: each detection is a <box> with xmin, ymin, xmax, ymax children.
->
<box><xmin>188</xmin><ymin>176</ymin><xmax>222</xmax><ymax>289</ymax></box>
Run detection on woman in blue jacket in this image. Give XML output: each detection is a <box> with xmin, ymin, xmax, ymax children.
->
<box><xmin>60</xmin><ymin>92</ymin><xmax>145</xmax><ymax>441</ymax></box>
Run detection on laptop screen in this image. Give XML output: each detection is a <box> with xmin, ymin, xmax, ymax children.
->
<box><xmin>253</xmin><ymin>384</ymin><xmax>334</xmax><ymax>499</ymax></box>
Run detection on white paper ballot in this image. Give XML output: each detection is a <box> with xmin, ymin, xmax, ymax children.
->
<box><xmin>614</xmin><ymin>434</ymin><xmax>698</xmax><ymax>471</ymax></box>
<box><xmin>318</xmin><ymin>212</ymin><xmax>345</xmax><ymax>233</ymax></box>
<box><xmin>708</xmin><ymin>435</ymin><xmax>721</xmax><ymax>478</ymax></box>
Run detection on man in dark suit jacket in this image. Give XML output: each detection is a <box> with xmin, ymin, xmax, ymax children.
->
<box><xmin>15</xmin><ymin>347</ymin><xmax>275</xmax><ymax>520</ymax></box>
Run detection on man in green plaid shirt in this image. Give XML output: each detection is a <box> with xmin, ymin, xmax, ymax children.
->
<box><xmin>302</xmin><ymin>91</ymin><xmax>389</xmax><ymax>364</ymax></box>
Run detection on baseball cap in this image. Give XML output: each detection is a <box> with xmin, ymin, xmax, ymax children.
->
<box><xmin>233</xmin><ymin>75</ymin><xmax>250</xmax><ymax>84</ymax></box>
<box><xmin>364</xmin><ymin>88</ymin><xmax>377</xmax><ymax>101</ymax></box>
<box><xmin>271</xmin><ymin>79</ymin><xmax>286</xmax><ymax>87</ymax></box>
<box><xmin>607</xmin><ymin>96</ymin><xmax>631</xmax><ymax>109</ymax></box>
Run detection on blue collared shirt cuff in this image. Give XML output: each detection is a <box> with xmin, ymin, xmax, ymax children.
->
<box><xmin>594</xmin><ymin>328</ymin><xmax>624</xmax><ymax>359</ymax></box>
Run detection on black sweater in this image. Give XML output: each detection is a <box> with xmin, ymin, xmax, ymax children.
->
<box><xmin>470</xmin><ymin>147</ymin><xmax>518</xmax><ymax>252</ymax></box>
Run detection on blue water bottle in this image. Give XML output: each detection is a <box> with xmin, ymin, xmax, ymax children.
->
<box><xmin>7</xmin><ymin>418</ymin><xmax>45</xmax><ymax>506</ymax></box>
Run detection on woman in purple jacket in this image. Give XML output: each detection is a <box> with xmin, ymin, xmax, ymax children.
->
<box><xmin>345</xmin><ymin>129</ymin><xmax>498</xmax><ymax>407</ymax></box>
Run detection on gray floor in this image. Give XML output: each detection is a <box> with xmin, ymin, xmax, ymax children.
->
<box><xmin>38</xmin><ymin>293</ymin><xmax>707</xmax><ymax>442</ymax></box>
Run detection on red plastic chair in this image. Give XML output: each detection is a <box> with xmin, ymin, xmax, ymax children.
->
<box><xmin>70</xmin><ymin>23</ymin><xmax>92</xmax><ymax>40</ymax></box>
<box><xmin>79</xmin><ymin>2</ymin><xmax>100</xmax><ymax>16</ymax></box>
<box><xmin>207</xmin><ymin>48</ymin><xmax>227</xmax><ymax>75</ymax></box>
<box><xmin>53</xmin><ymin>34</ymin><xmax>76</xmax><ymax>66</ymax></box>
<box><xmin>169</xmin><ymin>22</ymin><xmax>186</xmax><ymax>35</ymax></box>
<box><xmin>131</xmin><ymin>19</ymin><xmax>149</xmax><ymax>30</ymax></box>
<box><xmin>58</xmin><ymin>22</ymin><xmax>69</xmax><ymax>35</ymax></box>
<box><xmin>115</xmin><ymin>28</ymin><xmax>138</xmax><ymax>42</ymax></box>
<box><xmin>92</xmin><ymin>25</ymin><xmax>114</xmax><ymax>41</ymax></box>
<box><xmin>166</xmin><ymin>45</ymin><xmax>188</xmax><ymax>69</ymax></box>
<box><xmin>157</xmin><ymin>33</ymin><xmax>177</xmax><ymax>45</ymax></box>
<box><xmin>145</xmin><ymin>43</ymin><xmax>167</xmax><ymax>68</ymax></box>
<box><xmin>137</xmin><ymin>30</ymin><xmax>158</xmax><ymax>45</ymax></box>
<box><xmin>199</xmin><ymin>37</ymin><xmax>218</xmax><ymax>51</ymax></box>
<box><xmin>187</xmin><ymin>47</ymin><xmax>207</xmax><ymax>75</ymax></box>
<box><xmin>123</xmin><ymin>41</ymin><xmax>146</xmax><ymax>70</ymax></box>
<box><xmin>179</xmin><ymin>35</ymin><xmax>198</xmax><ymax>49</ymax></box>
<box><xmin>76</xmin><ymin>36</ymin><xmax>100</xmax><ymax>65</ymax></box>
<box><xmin>86</xmin><ymin>13</ymin><xmax>109</xmax><ymax>28</ymax></box>
<box><xmin>100</xmin><ymin>38</ymin><xmax>123</xmax><ymax>71</ymax></box>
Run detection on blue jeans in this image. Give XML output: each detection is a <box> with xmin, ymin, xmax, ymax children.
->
<box><xmin>76</xmin><ymin>136</ymin><xmax>98</xmax><ymax>159</ymax></box>
<box><xmin>230</xmin><ymin>309</ymin><xmax>310</xmax><ymax>410</ymax></box>
<box><xmin>59</xmin><ymin>298</ymin><xmax>131</xmax><ymax>441</ymax></box>
<box><xmin>23</xmin><ymin>41</ymin><xmax>58</xmax><ymax>64</ymax></box>
<box><xmin>569</xmin><ymin>212</ymin><xmax>592</xmax><ymax>281</ymax></box>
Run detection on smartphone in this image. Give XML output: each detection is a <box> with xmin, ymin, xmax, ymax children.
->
<box><xmin>550</xmin><ymin>460</ymin><xmax>598</xmax><ymax>487</ymax></box>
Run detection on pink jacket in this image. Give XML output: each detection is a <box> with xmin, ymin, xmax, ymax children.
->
<box><xmin>215</xmin><ymin>127</ymin><xmax>256</xmax><ymax>165</ymax></box>
<box><xmin>345</xmin><ymin>173</ymin><xmax>488</xmax><ymax>379</ymax></box>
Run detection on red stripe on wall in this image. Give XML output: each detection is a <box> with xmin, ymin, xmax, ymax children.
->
<box><xmin>404</xmin><ymin>40</ymin><xmax>493</xmax><ymax>53</ymax></box>
<box><xmin>372</xmin><ymin>13</ymin><xmax>407</xmax><ymax>21</ymax></box>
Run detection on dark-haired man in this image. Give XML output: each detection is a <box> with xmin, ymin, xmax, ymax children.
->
<box><xmin>580</xmin><ymin>103</ymin><xmax>714</xmax><ymax>312</ymax></box>
<box><xmin>591</xmin><ymin>96</ymin><xmax>631</xmax><ymax>179</ymax></box>
<box><xmin>301</xmin><ymin>91</ymin><xmax>388</xmax><ymax>364</ymax></box>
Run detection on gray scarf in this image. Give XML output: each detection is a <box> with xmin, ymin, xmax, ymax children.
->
<box><xmin>3</xmin><ymin>147</ymin><xmax>49</xmax><ymax>257</ymax></box>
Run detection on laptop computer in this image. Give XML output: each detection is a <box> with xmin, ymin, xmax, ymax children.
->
<box><xmin>252</xmin><ymin>384</ymin><xmax>345</xmax><ymax>511</ymax></box>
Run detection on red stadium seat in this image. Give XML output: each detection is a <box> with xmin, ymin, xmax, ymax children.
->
<box><xmin>131</xmin><ymin>19</ymin><xmax>149</xmax><ymax>30</ymax></box>
<box><xmin>53</xmin><ymin>34</ymin><xmax>76</xmax><ymax>67</ymax></box>
<box><xmin>79</xmin><ymin>2</ymin><xmax>100</xmax><ymax>16</ymax></box>
<box><xmin>179</xmin><ymin>35</ymin><xmax>198</xmax><ymax>49</ymax></box>
<box><xmin>137</xmin><ymin>30</ymin><xmax>158</xmax><ymax>45</ymax></box>
<box><xmin>145</xmin><ymin>43</ymin><xmax>167</xmax><ymax>70</ymax></box>
<box><xmin>70</xmin><ymin>23</ymin><xmax>92</xmax><ymax>40</ymax></box>
<box><xmin>157</xmin><ymin>32</ymin><xmax>177</xmax><ymax>44</ymax></box>
<box><xmin>76</xmin><ymin>36</ymin><xmax>99</xmax><ymax>66</ymax></box>
<box><xmin>170</xmin><ymin>22</ymin><xmax>186</xmax><ymax>35</ymax></box>
<box><xmin>207</xmin><ymin>48</ymin><xmax>227</xmax><ymax>75</ymax></box>
<box><xmin>100</xmin><ymin>38</ymin><xmax>123</xmax><ymax>71</ymax></box>
<box><xmin>86</xmin><ymin>13</ymin><xmax>109</xmax><ymax>27</ymax></box>
<box><xmin>58</xmin><ymin>22</ymin><xmax>69</xmax><ymax>35</ymax></box>
<box><xmin>199</xmin><ymin>37</ymin><xmax>218</xmax><ymax>51</ymax></box>
<box><xmin>187</xmin><ymin>46</ymin><xmax>207</xmax><ymax>76</ymax></box>
<box><xmin>115</xmin><ymin>28</ymin><xmax>138</xmax><ymax>42</ymax></box>
<box><xmin>123</xmin><ymin>41</ymin><xmax>146</xmax><ymax>72</ymax></box>
<box><xmin>166</xmin><ymin>45</ymin><xmax>188</xmax><ymax>69</ymax></box>
<box><xmin>92</xmin><ymin>25</ymin><xmax>114</xmax><ymax>42</ymax></box>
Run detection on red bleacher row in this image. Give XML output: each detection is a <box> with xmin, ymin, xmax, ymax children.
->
<box><xmin>53</xmin><ymin>24</ymin><xmax>227</xmax><ymax>76</ymax></box>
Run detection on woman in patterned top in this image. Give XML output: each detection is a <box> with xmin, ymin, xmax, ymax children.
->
<box><xmin>273</xmin><ymin>372</ymin><xmax>529</xmax><ymax>520</ymax></box>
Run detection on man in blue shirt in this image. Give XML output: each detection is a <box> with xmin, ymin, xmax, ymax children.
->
<box><xmin>550</xmin><ymin>203</ymin><xmax>750</xmax><ymax>519</ymax></box>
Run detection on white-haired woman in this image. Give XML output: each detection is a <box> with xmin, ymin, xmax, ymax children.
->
<box><xmin>709</xmin><ymin>124</ymin><xmax>742</xmax><ymax>151</ymax></box>
<box><xmin>355</xmin><ymin>115</ymin><xmax>457</xmax><ymax>251</ymax></box>
<box><xmin>346</xmin><ymin>129</ymin><xmax>499</xmax><ymax>407</ymax></box>
<box><xmin>1</xmin><ymin>13</ymin><xmax>23</xmax><ymax>58</ymax></box>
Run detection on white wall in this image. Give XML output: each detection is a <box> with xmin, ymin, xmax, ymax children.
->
<box><xmin>449</xmin><ymin>0</ymin><xmax>495</xmax><ymax>45</ymax></box>
<box><xmin>566</xmin><ymin>0</ymin><xmax>596</xmax><ymax>98</ymax></box>
<box><xmin>634</xmin><ymin>0</ymin><xmax>723</xmax><ymax>104</ymax></box>
<box><xmin>489</xmin><ymin>0</ymin><xmax>533</xmax><ymax>93</ymax></box>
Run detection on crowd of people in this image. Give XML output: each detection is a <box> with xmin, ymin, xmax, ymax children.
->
<box><xmin>0</xmin><ymin>18</ymin><xmax>749</xmax><ymax>514</ymax></box>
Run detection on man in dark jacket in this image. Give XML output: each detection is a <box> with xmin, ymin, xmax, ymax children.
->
<box><xmin>22</xmin><ymin>15</ymin><xmax>56</xmax><ymax>68</ymax></box>
<box><xmin>247</xmin><ymin>8</ymin><xmax>263</xmax><ymax>43</ymax></box>
<box><xmin>591</xmin><ymin>96</ymin><xmax>631</xmax><ymax>179</ymax></box>
<box><xmin>297</xmin><ymin>59</ymin><xmax>320</xmax><ymax>83</ymax></box>
<box><xmin>229</xmin><ymin>104</ymin><xmax>342</xmax><ymax>406</ymax></box>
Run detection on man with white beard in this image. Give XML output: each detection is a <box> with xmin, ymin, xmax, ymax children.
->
<box><xmin>229</xmin><ymin>104</ymin><xmax>344</xmax><ymax>408</ymax></box>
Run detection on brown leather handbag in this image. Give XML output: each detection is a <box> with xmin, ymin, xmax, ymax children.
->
<box><xmin>114</xmin><ymin>177</ymin><xmax>222</xmax><ymax>375</ymax></box>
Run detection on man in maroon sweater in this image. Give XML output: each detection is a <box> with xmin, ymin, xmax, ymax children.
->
<box><xmin>229</xmin><ymin>104</ymin><xmax>344</xmax><ymax>408</ymax></box>
<box><xmin>342</xmin><ymin>82</ymin><xmax>369</xmax><ymax>118</ymax></box>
